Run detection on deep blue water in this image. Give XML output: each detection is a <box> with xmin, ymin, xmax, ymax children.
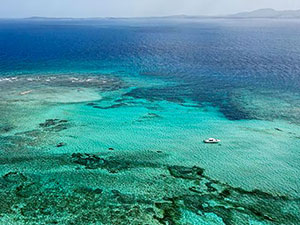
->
<box><xmin>0</xmin><ymin>19</ymin><xmax>300</xmax><ymax>120</ymax></box>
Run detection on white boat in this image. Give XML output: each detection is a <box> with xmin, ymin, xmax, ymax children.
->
<box><xmin>20</xmin><ymin>90</ymin><xmax>33</xmax><ymax>95</ymax></box>
<box><xmin>203</xmin><ymin>138</ymin><xmax>220</xmax><ymax>144</ymax></box>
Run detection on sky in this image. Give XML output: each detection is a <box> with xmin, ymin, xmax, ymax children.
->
<box><xmin>0</xmin><ymin>0</ymin><xmax>300</xmax><ymax>18</ymax></box>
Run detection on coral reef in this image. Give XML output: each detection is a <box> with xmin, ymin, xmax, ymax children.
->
<box><xmin>0</xmin><ymin>152</ymin><xmax>299</xmax><ymax>224</ymax></box>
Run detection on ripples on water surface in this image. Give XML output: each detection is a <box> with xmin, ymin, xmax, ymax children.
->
<box><xmin>0</xmin><ymin>19</ymin><xmax>299</xmax><ymax>224</ymax></box>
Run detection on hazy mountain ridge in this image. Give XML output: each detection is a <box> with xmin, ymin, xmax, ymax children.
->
<box><xmin>19</xmin><ymin>8</ymin><xmax>300</xmax><ymax>20</ymax></box>
<box><xmin>230</xmin><ymin>8</ymin><xmax>300</xmax><ymax>18</ymax></box>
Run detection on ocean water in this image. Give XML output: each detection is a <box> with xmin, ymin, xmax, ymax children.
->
<box><xmin>0</xmin><ymin>18</ymin><xmax>299</xmax><ymax>224</ymax></box>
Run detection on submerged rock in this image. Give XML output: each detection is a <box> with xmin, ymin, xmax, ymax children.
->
<box><xmin>142</xmin><ymin>113</ymin><xmax>161</xmax><ymax>119</ymax></box>
<box><xmin>56</xmin><ymin>142</ymin><xmax>66</xmax><ymax>148</ymax></box>
<box><xmin>94</xmin><ymin>188</ymin><xmax>103</xmax><ymax>194</ymax></box>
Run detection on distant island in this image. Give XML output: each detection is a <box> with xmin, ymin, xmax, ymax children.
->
<box><xmin>229</xmin><ymin>8</ymin><xmax>300</xmax><ymax>18</ymax></box>
<box><xmin>17</xmin><ymin>8</ymin><xmax>300</xmax><ymax>20</ymax></box>
<box><xmin>163</xmin><ymin>9</ymin><xmax>300</xmax><ymax>19</ymax></box>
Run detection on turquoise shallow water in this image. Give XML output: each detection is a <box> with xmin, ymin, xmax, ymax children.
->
<box><xmin>0</xmin><ymin>19</ymin><xmax>300</xmax><ymax>224</ymax></box>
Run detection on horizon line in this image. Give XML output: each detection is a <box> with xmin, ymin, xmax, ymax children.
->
<box><xmin>0</xmin><ymin>8</ymin><xmax>300</xmax><ymax>20</ymax></box>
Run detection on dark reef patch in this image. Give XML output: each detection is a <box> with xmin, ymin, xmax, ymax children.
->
<box><xmin>218</xmin><ymin>101</ymin><xmax>253</xmax><ymax>121</ymax></box>
<box><xmin>39</xmin><ymin>119</ymin><xmax>69</xmax><ymax>132</ymax></box>
<box><xmin>168</xmin><ymin>166</ymin><xmax>204</xmax><ymax>180</ymax></box>
<box><xmin>123</xmin><ymin>86</ymin><xmax>257</xmax><ymax>122</ymax></box>
<box><xmin>15</xmin><ymin>129</ymin><xmax>41</xmax><ymax>138</ymax></box>
<box><xmin>142</xmin><ymin>113</ymin><xmax>162</xmax><ymax>120</ymax></box>
<box><xmin>124</xmin><ymin>87</ymin><xmax>185</xmax><ymax>104</ymax></box>
<box><xmin>0</xmin><ymin>125</ymin><xmax>14</xmax><ymax>134</ymax></box>
<box><xmin>2</xmin><ymin>172</ymin><xmax>27</xmax><ymax>184</ymax></box>
<box><xmin>0</xmin><ymin>119</ymin><xmax>71</xmax><ymax>151</ymax></box>
<box><xmin>71</xmin><ymin>153</ymin><xmax>106</xmax><ymax>170</ymax></box>
<box><xmin>136</xmin><ymin>113</ymin><xmax>162</xmax><ymax>123</ymax></box>
<box><xmin>122</xmin><ymin>84</ymin><xmax>299</xmax><ymax>123</ymax></box>
<box><xmin>86</xmin><ymin>102</ymin><xmax>97</xmax><ymax>106</ymax></box>
<box><xmin>71</xmin><ymin>153</ymin><xmax>160</xmax><ymax>173</ymax></box>
<box><xmin>93</xmin><ymin>103</ymin><xmax>128</xmax><ymax>110</ymax></box>
<box><xmin>154</xmin><ymin>199</ymin><xmax>182</xmax><ymax>225</ymax></box>
<box><xmin>144</xmin><ymin>113</ymin><xmax>161</xmax><ymax>118</ymax></box>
